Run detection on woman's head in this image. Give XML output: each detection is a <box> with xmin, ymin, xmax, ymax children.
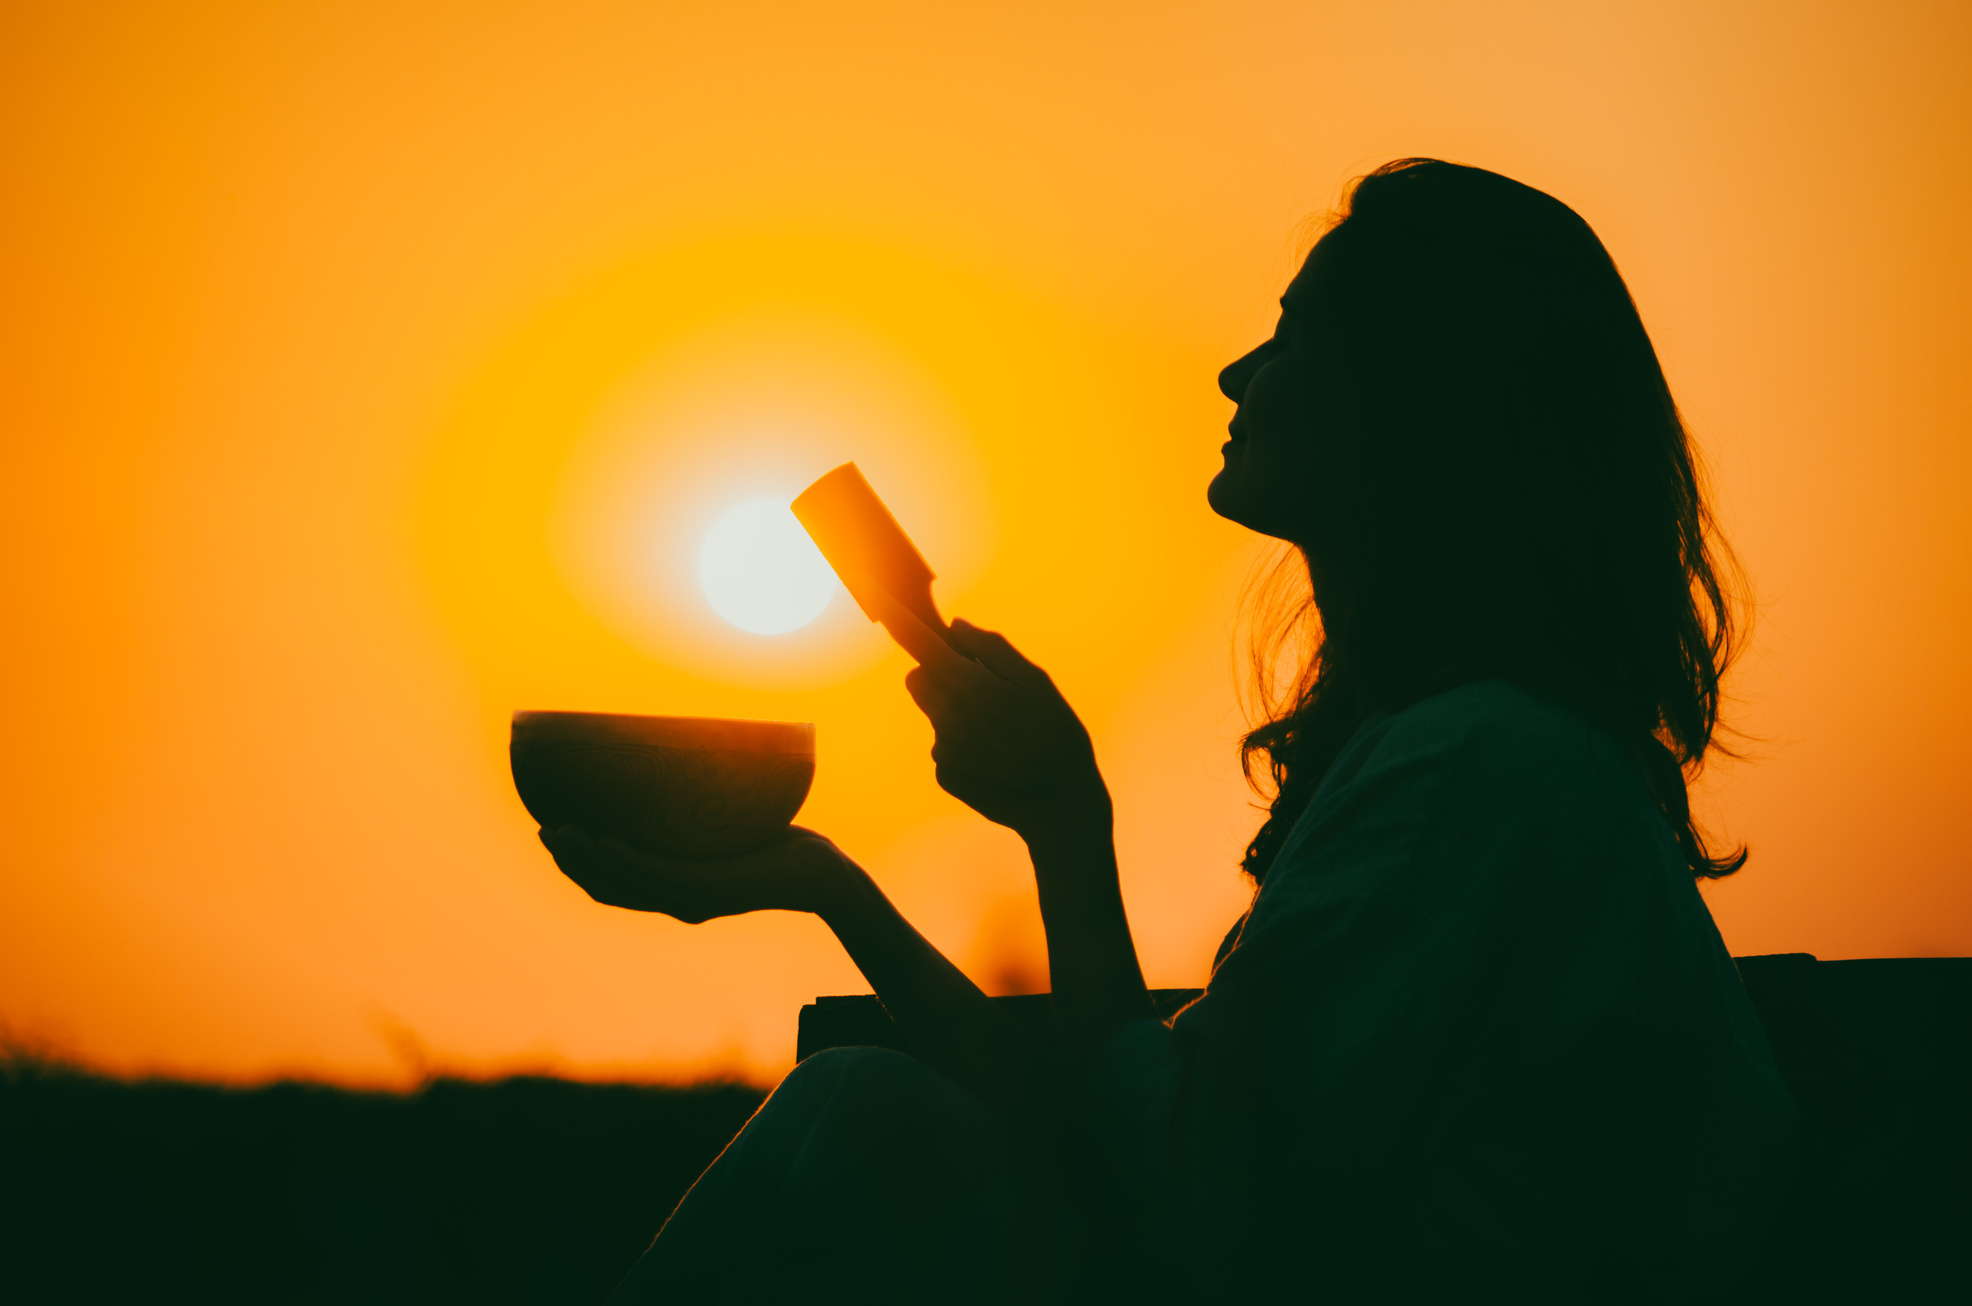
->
<box><xmin>1219</xmin><ymin>159</ymin><xmax>1744</xmax><ymax>882</ymax></box>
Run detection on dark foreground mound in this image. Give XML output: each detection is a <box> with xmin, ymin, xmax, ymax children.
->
<box><xmin>0</xmin><ymin>1065</ymin><xmax>763</xmax><ymax>1304</ymax></box>
<box><xmin>3</xmin><ymin>954</ymin><xmax>1965</xmax><ymax>1303</ymax></box>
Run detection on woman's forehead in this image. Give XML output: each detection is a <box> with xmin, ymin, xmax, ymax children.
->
<box><xmin>1282</xmin><ymin>232</ymin><xmax>1345</xmax><ymax>314</ymax></box>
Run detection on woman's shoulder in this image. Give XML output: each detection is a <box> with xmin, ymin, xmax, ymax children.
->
<box><xmin>1329</xmin><ymin>678</ymin><xmax>1625</xmax><ymax>799</ymax></box>
<box><xmin>1391</xmin><ymin>676</ymin><xmax>1608</xmax><ymax>752</ymax></box>
<box><xmin>1280</xmin><ymin>678</ymin><xmax>1660</xmax><ymax>884</ymax></box>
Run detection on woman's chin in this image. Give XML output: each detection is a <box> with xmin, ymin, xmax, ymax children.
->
<box><xmin>1206</xmin><ymin>469</ymin><xmax>1241</xmax><ymax>521</ymax></box>
<box><xmin>1208</xmin><ymin>472</ymin><xmax>1261</xmax><ymax>531</ymax></box>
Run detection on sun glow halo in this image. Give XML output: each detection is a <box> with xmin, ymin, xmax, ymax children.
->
<box><xmin>697</xmin><ymin>498</ymin><xmax>840</xmax><ymax>635</ymax></box>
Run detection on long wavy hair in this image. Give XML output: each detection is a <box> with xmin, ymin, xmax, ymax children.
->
<box><xmin>1239</xmin><ymin>159</ymin><xmax>1746</xmax><ymax>884</ymax></box>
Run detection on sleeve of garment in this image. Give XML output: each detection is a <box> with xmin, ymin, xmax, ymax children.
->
<box><xmin>1079</xmin><ymin>682</ymin><xmax>1795</xmax><ymax>1298</ymax></box>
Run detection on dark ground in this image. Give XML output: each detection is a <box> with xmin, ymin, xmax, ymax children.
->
<box><xmin>0</xmin><ymin>1060</ymin><xmax>763</xmax><ymax>1304</ymax></box>
<box><xmin>3</xmin><ymin>957</ymin><xmax>1965</xmax><ymax>1303</ymax></box>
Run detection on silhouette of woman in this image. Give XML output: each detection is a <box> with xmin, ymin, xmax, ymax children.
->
<box><xmin>542</xmin><ymin>160</ymin><xmax>1797</xmax><ymax>1303</ymax></box>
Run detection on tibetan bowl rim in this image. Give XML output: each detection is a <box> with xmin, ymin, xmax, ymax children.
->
<box><xmin>511</xmin><ymin>711</ymin><xmax>814</xmax><ymax>756</ymax></box>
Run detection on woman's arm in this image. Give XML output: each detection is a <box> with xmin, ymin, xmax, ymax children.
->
<box><xmin>1023</xmin><ymin>813</ymin><xmax>1155</xmax><ymax>1055</ymax></box>
<box><xmin>540</xmin><ymin>825</ymin><xmax>1038</xmax><ymax>1112</ymax></box>
<box><xmin>874</xmin><ymin>596</ymin><xmax>1154</xmax><ymax>1058</ymax></box>
<box><xmin>814</xmin><ymin>858</ymin><xmax>1037</xmax><ymax>1108</ymax></box>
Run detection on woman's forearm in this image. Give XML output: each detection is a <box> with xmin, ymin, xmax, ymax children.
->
<box><xmin>1024</xmin><ymin>813</ymin><xmax>1154</xmax><ymax>1056</ymax></box>
<box><xmin>816</xmin><ymin>869</ymin><xmax>1038</xmax><ymax>1113</ymax></box>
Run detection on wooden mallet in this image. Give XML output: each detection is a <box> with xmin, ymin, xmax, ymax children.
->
<box><xmin>791</xmin><ymin>462</ymin><xmax>953</xmax><ymax>648</ymax></box>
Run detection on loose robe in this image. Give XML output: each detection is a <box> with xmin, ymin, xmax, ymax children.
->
<box><xmin>1083</xmin><ymin>679</ymin><xmax>1797</xmax><ymax>1299</ymax></box>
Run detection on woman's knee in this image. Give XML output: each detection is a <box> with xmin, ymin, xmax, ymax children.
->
<box><xmin>786</xmin><ymin>1043</ymin><xmax>922</xmax><ymax>1088</ymax></box>
<box><xmin>773</xmin><ymin>1044</ymin><xmax>1015</xmax><ymax>1155</ymax></box>
<box><xmin>743</xmin><ymin>1045</ymin><xmax>936</xmax><ymax>1140</ymax></box>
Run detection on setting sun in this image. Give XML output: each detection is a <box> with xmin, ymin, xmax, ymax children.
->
<box><xmin>697</xmin><ymin>499</ymin><xmax>839</xmax><ymax>634</ymax></box>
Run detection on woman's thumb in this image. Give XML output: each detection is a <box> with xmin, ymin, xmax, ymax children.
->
<box><xmin>948</xmin><ymin>619</ymin><xmax>1040</xmax><ymax>682</ymax></box>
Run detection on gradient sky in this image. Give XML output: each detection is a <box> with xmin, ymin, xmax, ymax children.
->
<box><xmin>3</xmin><ymin>0</ymin><xmax>1967</xmax><ymax>1085</ymax></box>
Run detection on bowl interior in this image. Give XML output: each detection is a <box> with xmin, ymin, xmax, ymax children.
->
<box><xmin>511</xmin><ymin>711</ymin><xmax>813</xmax><ymax>755</ymax></box>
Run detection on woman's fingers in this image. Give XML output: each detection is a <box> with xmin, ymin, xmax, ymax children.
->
<box><xmin>592</xmin><ymin>833</ymin><xmax>673</xmax><ymax>873</ymax></box>
<box><xmin>598</xmin><ymin>832</ymin><xmax>763</xmax><ymax>879</ymax></box>
<box><xmin>540</xmin><ymin>825</ymin><xmax>606</xmax><ymax>878</ymax></box>
<box><xmin>904</xmin><ymin>654</ymin><xmax>1007</xmax><ymax>734</ymax></box>
<box><xmin>947</xmin><ymin>619</ymin><xmax>1046</xmax><ymax>686</ymax></box>
<box><xmin>902</xmin><ymin>665</ymin><xmax>946</xmax><ymax>716</ymax></box>
<box><xmin>905</xmin><ymin>666</ymin><xmax>997</xmax><ymax>734</ymax></box>
<box><xmin>541</xmin><ymin>828</ymin><xmax>649</xmax><ymax>909</ymax></box>
<box><xmin>913</xmin><ymin>673</ymin><xmax>1023</xmax><ymax>764</ymax></box>
<box><xmin>864</xmin><ymin>587</ymin><xmax>969</xmax><ymax>672</ymax></box>
<box><xmin>544</xmin><ymin>826</ymin><xmax>710</xmax><ymax>915</ymax></box>
<box><xmin>544</xmin><ymin>827</ymin><xmax>637</xmax><ymax>884</ymax></box>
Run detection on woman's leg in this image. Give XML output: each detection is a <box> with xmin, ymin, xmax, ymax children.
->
<box><xmin>611</xmin><ymin>1047</ymin><xmax>1082</xmax><ymax>1304</ymax></box>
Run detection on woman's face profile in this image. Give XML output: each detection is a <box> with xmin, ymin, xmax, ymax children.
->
<box><xmin>1209</xmin><ymin>243</ymin><xmax>1331</xmax><ymax>543</ymax></box>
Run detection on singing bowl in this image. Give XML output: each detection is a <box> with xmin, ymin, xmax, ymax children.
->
<box><xmin>511</xmin><ymin>712</ymin><xmax>815</xmax><ymax>858</ymax></box>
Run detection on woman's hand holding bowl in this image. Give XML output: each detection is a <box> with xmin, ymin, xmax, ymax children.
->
<box><xmin>538</xmin><ymin>825</ymin><xmax>862</xmax><ymax>924</ymax></box>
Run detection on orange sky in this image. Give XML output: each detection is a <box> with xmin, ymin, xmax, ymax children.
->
<box><xmin>3</xmin><ymin>1</ymin><xmax>1967</xmax><ymax>1086</ymax></box>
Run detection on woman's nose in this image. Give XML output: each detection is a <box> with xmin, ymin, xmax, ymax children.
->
<box><xmin>1219</xmin><ymin>349</ymin><xmax>1260</xmax><ymax>403</ymax></box>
